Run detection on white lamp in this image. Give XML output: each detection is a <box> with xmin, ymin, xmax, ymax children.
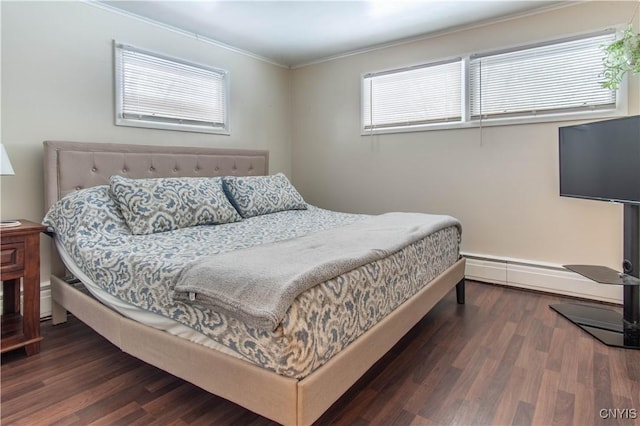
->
<box><xmin>0</xmin><ymin>144</ymin><xmax>21</xmax><ymax>227</ymax></box>
<box><xmin>0</xmin><ymin>144</ymin><xmax>15</xmax><ymax>176</ymax></box>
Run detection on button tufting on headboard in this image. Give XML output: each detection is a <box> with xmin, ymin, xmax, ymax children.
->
<box><xmin>43</xmin><ymin>141</ymin><xmax>269</xmax><ymax>210</ymax></box>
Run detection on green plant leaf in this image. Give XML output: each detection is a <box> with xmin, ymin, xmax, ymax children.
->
<box><xmin>600</xmin><ymin>25</ymin><xmax>640</xmax><ymax>89</ymax></box>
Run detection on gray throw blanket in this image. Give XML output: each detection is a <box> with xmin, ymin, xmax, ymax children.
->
<box><xmin>174</xmin><ymin>212</ymin><xmax>461</xmax><ymax>331</ymax></box>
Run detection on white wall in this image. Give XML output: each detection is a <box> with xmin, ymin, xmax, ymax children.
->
<box><xmin>1</xmin><ymin>1</ymin><xmax>292</xmax><ymax>285</ymax></box>
<box><xmin>291</xmin><ymin>1</ymin><xmax>640</xmax><ymax>282</ymax></box>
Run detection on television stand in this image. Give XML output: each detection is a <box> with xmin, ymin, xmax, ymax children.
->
<box><xmin>550</xmin><ymin>265</ymin><xmax>640</xmax><ymax>349</ymax></box>
<box><xmin>551</xmin><ymin>204</ymin><xmax>640</xmax><ymax>350</ymax></box>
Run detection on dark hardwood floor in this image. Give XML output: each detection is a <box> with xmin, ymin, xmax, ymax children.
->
<box><xmin>2</xmin><ymin>281</ymin><xmax>639</xmax><ymax>425</ymax></box>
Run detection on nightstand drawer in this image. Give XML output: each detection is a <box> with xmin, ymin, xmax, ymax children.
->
<box><xmin>1</xmin><ymin>242</ymin><xmax>25</xmax><ymax>276</ymax></box>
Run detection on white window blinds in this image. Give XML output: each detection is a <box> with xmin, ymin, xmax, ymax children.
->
<box><xmin>115</xmin><ymin>43</ymin><xmax>229</xmax><ymax>134</ymax></box>
<box><xmin>362</xmin><ymin>59</ymin><xmax>462</xmax><ymax>131</ymax></box>
<box><xmin>469</xmin><ymin>32</ymin><xmax>616</xmax><ymax>120</ymax></box>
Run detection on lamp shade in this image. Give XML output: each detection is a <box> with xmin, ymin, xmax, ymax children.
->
<box><xmin>0</xmin><ymin>144</ymin><xmax>15</xmax><ymax>176</ymax></box>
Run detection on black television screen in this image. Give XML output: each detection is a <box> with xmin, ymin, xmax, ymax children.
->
<box><xmin>559</xmin><ymin>115</ymin><xmax>640</xmax><ymax>205</ymax></box>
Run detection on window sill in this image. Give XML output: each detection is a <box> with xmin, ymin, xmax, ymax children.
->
<box><xmin>116</xmin><ymin>118</ymin><xmax>230</xmax><ymax>135</ymax></box>
<box><xmin>361</xmin><ymin>108</ymin><xmax>628</xmax><ymax>136</ymax></box>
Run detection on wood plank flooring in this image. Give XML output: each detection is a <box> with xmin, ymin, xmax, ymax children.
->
<box><xmin>2</xmin><ymin>281</ymin><xmax>639</xmax><ymax>425</ymax></box>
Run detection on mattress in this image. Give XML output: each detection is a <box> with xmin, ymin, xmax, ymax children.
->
<box><xmin>44</xmin><ymin>185</ymin><xmax>461</xmax><ymax>379</ymax></box>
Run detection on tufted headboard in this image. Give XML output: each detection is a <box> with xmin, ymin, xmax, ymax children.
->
<box><xmin>43</xmin><ymin>141</ymin><xmax>269</xmax><ymax>210</ymax></box>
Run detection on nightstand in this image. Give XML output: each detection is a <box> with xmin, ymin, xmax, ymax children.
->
<box><xmin>1</xmin><ymin>220</ymin><xmax>47</xmax><ymax>356</ymax></box>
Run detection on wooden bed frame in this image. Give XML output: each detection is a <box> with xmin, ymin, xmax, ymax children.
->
<box><xmin>43</xmin><ymin>140</ymin><xmax>466</xmax><ymax>425</ymax></box>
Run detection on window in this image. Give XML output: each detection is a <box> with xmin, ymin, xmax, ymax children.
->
<box><xmin>361</xmin><ymin>31</ymin><xmax>621</xmax><ymax>134</ymax></box>
<box><xmin>362</xmin><ymin>59</ymin><xmax>462</xmax><ymax>132</ymax></box>
<box><xmin>469</xmin><ymin>33</ymin><xmax>616</xmax><ymax>120</ymax></box>
<box><xmin>115</xmin><ymin>43</ymin><xmax>229</xmax><ymax>134</ymax></box>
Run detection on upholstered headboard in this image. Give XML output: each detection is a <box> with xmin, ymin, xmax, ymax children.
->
<box><xmin>43</xmin><ymin>141</ymin><xmax>269</xmax><ymax>210</ymax></box>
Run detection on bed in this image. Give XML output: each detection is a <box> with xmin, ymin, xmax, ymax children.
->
<box><xmin>43</xmin><ymin>140</ymin><xmax>466</xmax><ymax>425</ymax></box>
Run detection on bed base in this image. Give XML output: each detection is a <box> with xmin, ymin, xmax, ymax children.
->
<box><xmin>51</xmin><ymin>258</ymin><xmax>465</xmax><ymax>425</ymax></box>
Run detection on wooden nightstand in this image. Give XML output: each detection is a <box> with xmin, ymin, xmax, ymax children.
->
<box><xmin>1</xmin><ymin>220</ymin><xmax>47</xmax><ymax>356</ymax></box>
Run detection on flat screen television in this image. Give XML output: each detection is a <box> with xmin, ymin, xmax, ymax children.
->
<box><xmin>559</xmin><ymin>115</ymin><xmax>640</xmax><ymax>206</ymax></box>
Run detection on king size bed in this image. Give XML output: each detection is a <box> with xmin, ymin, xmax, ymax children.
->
<box><xmin>43</xmin><ymin>140</ymin><xmax>466</xmax><ymax>425</ymax></box>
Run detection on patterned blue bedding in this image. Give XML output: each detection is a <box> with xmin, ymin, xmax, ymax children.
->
<box><xmin>44</xmin><ymin>185</ymin><xmax>460</xmax><ymax>378</ymax></box>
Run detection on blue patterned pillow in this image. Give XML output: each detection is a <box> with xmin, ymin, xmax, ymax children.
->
<box><xmin>223</xmin><ymin>173</ymin><xmax>307</xmax><ymax>218</ymax></box>
<box><xmin>43</xmin><ymin>185</ymin><xmax>131</xmax><ymax>239</ymax></box>
<box><xmin>110</xmin><ymin>175</ymin><xmax>242</xmax><ymax>235</ymax></box>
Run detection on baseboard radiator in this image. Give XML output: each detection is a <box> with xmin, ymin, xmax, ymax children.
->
<box><xmin>463</xmin><ymin>252</ymin><xmax>623</xmax><ymax>305</ymax></box>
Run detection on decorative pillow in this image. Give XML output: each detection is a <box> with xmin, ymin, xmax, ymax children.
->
<box><xmin>223</xmin><ymin>173</ymin><xmax>307</xmax><ymax>218</ymax></box>
<box><xmin>110</xmin><ymin>175</ymin><xmax>242</xmax><ymax>235</ymax></box>
<box><xmin>43</xmin><ymin>185</ymin><xmax>131</xmax><ymax>239</ymax></box>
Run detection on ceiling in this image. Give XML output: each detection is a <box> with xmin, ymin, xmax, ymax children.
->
<box><xmin>100</xmin><ymin>0</ymin><xmax>566</xmax><ymax>68</ymax></box>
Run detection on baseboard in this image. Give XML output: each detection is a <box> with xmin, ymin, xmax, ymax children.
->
<box><xmin>463</xmin><ymin>253</ymin><xmax>623</xmax><ymax>305</ymax></box>
<box><xmin>0</xmin><ymin>281</ymin><xmax>52</xmax><ymax>319</ymax></box>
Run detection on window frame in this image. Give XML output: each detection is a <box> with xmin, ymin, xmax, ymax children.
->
<box><xmin>361</xmin><ymin>29</ymin><xmax>628</xmax><ymax>136</ymax></box>
<box><xmin>114</xmin><ymin>42</ymin><xmax>231</xmax><ymax>135</ymax></box>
